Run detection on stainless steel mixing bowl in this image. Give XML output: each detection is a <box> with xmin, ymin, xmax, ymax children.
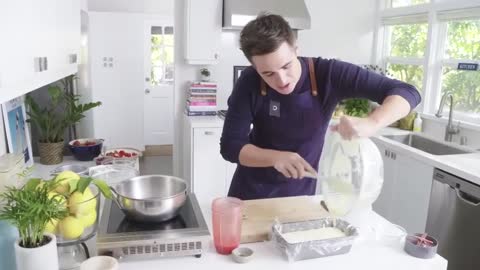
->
<box><xmin>110</xmin><ymin>175</ymin><xmax>188</xmax><ymax>222</ymax></box>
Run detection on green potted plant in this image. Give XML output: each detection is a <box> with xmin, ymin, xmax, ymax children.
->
<box><xmin>342</xmin><ymin>98</ymin><xmax>371</xmax><ymax>117</ymax></box>
<box><xmin>25</xmin><ymin>82</ymin><xmax>101</xmax><ymax>165</ymax></box>
<box><xmin>0</xmin><ymin>179</ymin><xmax>68</xmax><ymax>270</ymax></box>
<box><xmin>200</xmin><ymin>68</ymin><xmax>211</xmax><ymax>82</ymax></box>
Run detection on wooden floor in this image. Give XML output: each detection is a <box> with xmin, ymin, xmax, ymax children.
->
<box><xmin>144</xmin><ymin>145</ymin><xmax>173</xmax><ymax>156</ymax></box>
<box><xmin>139</xmin><ymin>156</ymin><xmax>173</xmax><ymax>175</ymax></box>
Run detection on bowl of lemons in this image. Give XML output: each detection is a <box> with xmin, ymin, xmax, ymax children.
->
<box><xmin>42</xmin><ymin>170</ymin><xmax>112</xmax><ymax>245</ymax></box>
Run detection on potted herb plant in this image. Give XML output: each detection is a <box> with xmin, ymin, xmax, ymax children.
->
<box><xmin>25</xmin><ymin>83</ymin><xmax>101</xmax><ymax>165</ymax></box>
<box><xmin>0</xmin><ymin>179</ymin><xmax>68</xmax><ymax>270</ymax></box>
<box><xmin>200</xmin><ymin>68</ymin><xmax>211</xmax><ymax>82</ymax></box>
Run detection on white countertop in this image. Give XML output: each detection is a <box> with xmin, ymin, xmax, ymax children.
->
<box><xmin>31</xmin><ymin>156</ymin><xmax>95</xmax><ymax>179</ymax></box>
<box><xmin>373</xmin><ymin>127</ymin><xmax>480</xmax><ymax>185</ymax></box>
<box><xmin>117</xmin><ymin>202</ymin><xmax>447</xmax><ymax>270</ymax></box>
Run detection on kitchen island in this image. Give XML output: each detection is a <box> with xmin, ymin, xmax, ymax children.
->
<box><xmin>117</xmin><ymin>203</ymin><xmax>447</xmax><ymax>270</ymax></box>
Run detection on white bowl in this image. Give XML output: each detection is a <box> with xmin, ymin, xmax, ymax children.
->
<box><xmin>231</xmin><ymin>247</ymin><xmax>254</xmax><ymax>263</ymax></box>
<box><xmin>80</xmin><ymin>256</ymin><xmax>118</xmax><ymax>270</ymax></box>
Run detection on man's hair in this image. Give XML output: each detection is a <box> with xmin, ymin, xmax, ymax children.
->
<box><xmin>240</xmin><ymin>13</ymin><xmax>296</xmax><ymax>62</ymax></box>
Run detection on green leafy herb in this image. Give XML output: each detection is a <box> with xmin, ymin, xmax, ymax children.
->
<box><xmin>0</xmin><ymin>182</ymin><xmax>68</xmax><ymax>248</ymax></box>
<box><xmin>342</xmin><ymin>98</ymin><xmax>371</xmax><ymax>117</ymax></box>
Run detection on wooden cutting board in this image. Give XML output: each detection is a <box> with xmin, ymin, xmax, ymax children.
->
<box><xmin>240</xmin><ymin>195</ymin><xmax>329</xmax><ymax>243</ymax></box>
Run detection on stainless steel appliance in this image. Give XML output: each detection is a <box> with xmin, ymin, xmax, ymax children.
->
<box><xmin>426</xmin><ymin>169</ymin><xmax>480</xmax><ymax>270</ymax></box>
<box><xmin>97</xmin><ymin>193</ymin><xmax>210</xmax><ymax>260</ymax></box>
<box><xmin>110</xmin><ymin>175</ymin><xmax>188</xmax><ymax>222</ymax></box>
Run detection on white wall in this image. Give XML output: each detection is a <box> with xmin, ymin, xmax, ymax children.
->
<box><xmin>207</xmin><ymin>31</ymin><xmax>250</xmax><ymax>110</ymax></box>
<box><xmin>173</xmin><ymin>0</ymin><xmax>196</xmax><ymax>176</ymax></box>
<box><xmin>298</xmin><ymin>0</ymin><xmax>376</xmax><ymax>64</ymax></box>
<box><xmin>88</xmin><ymin>0</ymin><xmax>173</xmax><ymax>15</ymax></box>
<box><xmin>77</xmin><ymin>10</ymin><xmax>94</xmax><ymax>139</ymax></box>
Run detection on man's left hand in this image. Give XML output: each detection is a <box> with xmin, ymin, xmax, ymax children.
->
<box><xmin>330</xmin><ymin>116</ymin><xmax>381</xmax><ymax>140</ymax></box>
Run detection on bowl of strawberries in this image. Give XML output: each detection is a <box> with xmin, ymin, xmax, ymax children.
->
<box><xmin>68</xmin><ymin>138</ymin><xmax>104</xmax><ymax>161</ymax></box>
<box><xmin>94</xmin><ymin>147</ymin><xmax>142</xmax><ymax>170</ymax></box>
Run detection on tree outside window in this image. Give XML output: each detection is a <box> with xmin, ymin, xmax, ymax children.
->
<box><xmin>151</xmin><ymin>26</ymin><xmax>174</xmax><ymax>85</ymax></box>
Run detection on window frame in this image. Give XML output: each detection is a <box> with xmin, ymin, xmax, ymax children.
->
<box><xmin>150</xmin><ymin>25</ymin><xmax>175</xmax><ymax>85</ymax></box>
<box><xmin>375</xmin><ymin>0</ymin><xmax>480</xmax><ymax>128</ymax></box>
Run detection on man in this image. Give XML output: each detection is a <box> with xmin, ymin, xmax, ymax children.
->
<box><xmin>220</xmin><ymin>14</ymin><xmax>421</xmax><ymax>200</ymax></box>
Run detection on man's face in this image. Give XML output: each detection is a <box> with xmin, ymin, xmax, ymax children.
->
<box><xmin>251</xmin><ymin>42</ymin><xmax>301</xmax><ymax>95</ymax></box>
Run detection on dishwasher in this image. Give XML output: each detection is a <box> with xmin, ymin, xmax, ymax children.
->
<box><xmin>426</xmin><ymin>168</ymin><xmax>480</xmax><ymax>270</ymax></box>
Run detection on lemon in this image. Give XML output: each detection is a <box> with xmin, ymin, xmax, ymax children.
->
<box><xmin>122</xmin><ymin>197</ymin><xmax>133</xmax><ymax>208</ymax></box>
<box><xmin>68</xmin><ymin>187</ymin><xmax>96</xmax><ymax>215</ymax></box>
<box><xmin>78</xmin><ymin>210</ymin><xmax>97</xmax><ymax>228</ymax></box>
<box><xmin>54</xmin><ymin>171</ymin><xmax>80</xmax><ymax>194</ymax></box>
<box><xmin>44</xmin><ymin>219</ymin><xmax>59</xmax><ymax>234</ymax></box>
<box><xmin>59</xmin><ymin>216</ymin><xmax>84</xmax><ymax>240</ymax></box>
<box><xmin>48</xmin><ymin>191</ymin><xmax>67</xmax><ymax>208</ymax></box>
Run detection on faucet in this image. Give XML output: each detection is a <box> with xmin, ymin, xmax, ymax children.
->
<box><xmin>435</xmin><ymin>93</ymin><xmax>460</xmax><ymax>142</ymax></box>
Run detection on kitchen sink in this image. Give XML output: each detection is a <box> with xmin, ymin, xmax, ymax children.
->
<box><xmin>382</xmin><ymin>134</ymin><xmax>475</xmax><ymax>155</ymax></box>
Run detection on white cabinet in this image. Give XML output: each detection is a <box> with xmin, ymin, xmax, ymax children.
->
<box><xmin>373</xmin><ymin>141</ymin><xmax>434</xmax><ymax>233</ymax></box>
<box><xmin>183</xmin><ymin>116</ymin><xmax>233</xmax><ymax>205</ymax></box>
<box><xmin>184</xmin><ymin>0</ymin><xmax>222</xmax><ymax>65</ymax></box>
<box><xmin>0</xmin><ymin>0</ymin><xmax>80</xmax><ymax>104</ymax></box>
<box><xmin>193</xmin><ymin>127</ymin><xmax>226</xmax><ymax>204</ymax></box>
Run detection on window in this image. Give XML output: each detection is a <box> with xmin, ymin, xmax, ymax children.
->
<box><xmin>439</xmin><ymin>18</ymin><xmax>480</xmax><ymax>119</ymax></box>
<box><xmin>150</xmin><ymin>26</ymin><xmax>174</xmax><ymax>85</ymax></box>
<box><xmin>390</xmin><ymin>0</ymin><xmax>429</xmax><ymax>8</ymax></box>
<box><xmin>384</xmin><ymin>22</ymin><xmax>428</xmax><ymax>95</ymax></box>
<box><xmin>378</xmin><ymin>2</ymin><xmax>480</xmax><ymax>126</ymax></box>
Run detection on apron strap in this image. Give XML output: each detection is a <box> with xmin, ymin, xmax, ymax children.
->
<box><xmin>259</xmin><ymin>58</ymin><xmax>318</xmax><ymax>96</ymax></box>
<box><xmin>308</xmin><ymin>58</ymin><xmax>318</xmax><ymax>96</ymax></box>
<box><xmin>260</xmin><ymin>80</ymin><xmax>267</xmax><ymax>96</ymax></box>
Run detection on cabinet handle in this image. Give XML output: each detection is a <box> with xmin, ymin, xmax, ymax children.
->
<box><xmin>214</xmin><ymin>53</ymin><xmax>219</xmax><ymax>59</ymax></box>
<box><xmin>392</xmin><ymin>152</ymin><xmax>396</xmax><ymax>160</ymax></box>
<box><xmin>204</xmin><ymin>131</ymin><xmax>215</xmax><ymax>135</ymax></box>
<box><xmin>69</xmin><ymin>53</ymin><xmax>77</xmax><ymax>64</ymax></box>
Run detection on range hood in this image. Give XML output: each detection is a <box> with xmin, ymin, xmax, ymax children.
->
<box><xmin>223</xmin><ymin>0</ymin><xmax>311</xmax><ymax>30</ymax></box>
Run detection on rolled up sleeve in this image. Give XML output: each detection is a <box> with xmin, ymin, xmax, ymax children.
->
<box><xmin>328</xmin><ymin>60</ymin><xmax>421</xmax><ymax>110</ymax></box>
<box><xmin>220</xmin><ymin>70</ymin><xmax>255</xmax><ymax>163</ymax></box>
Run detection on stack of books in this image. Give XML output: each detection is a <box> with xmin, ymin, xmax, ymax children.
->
<box><xmin>185</xmin><ymin>81</ymin><xmax>217</xmax><ymax>116</ymax></box>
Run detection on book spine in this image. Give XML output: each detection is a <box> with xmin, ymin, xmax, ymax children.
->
<box><xmin>187</xmin><ymin>101</ymin><xmax>217</xmax><ymax>106</ymax></box>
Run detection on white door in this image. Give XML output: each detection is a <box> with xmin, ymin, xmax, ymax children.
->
<box><xmin>144</xmin><ymin>22</ymin><xmax>174</xmax><ymax>145</ymax></box>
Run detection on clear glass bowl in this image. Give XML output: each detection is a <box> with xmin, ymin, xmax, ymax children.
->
<box><xmin>318</xmin><ymin>132</ymin><xmax>384</xmax><ymax>217</ymax></box>
<box><xmin>55</xmin><ymin>185</ymin><xmax>100</xmax><ymax>246</ymax></box>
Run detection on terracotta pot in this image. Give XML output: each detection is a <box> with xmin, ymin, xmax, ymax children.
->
<box><xmin>38</xmin><ymin>141</ymin><xmax>64</xmax><ymax>165</ymax></box>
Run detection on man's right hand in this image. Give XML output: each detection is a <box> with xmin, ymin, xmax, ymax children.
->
<box><xmin>272</xmin><ymin>152</ymin><xmax>316</xmax><ymax>179</ymax></box>
<box><xmin>238</xmin><ymin>144</ymin><xmax>317</xmax><ymax>179</ymax></box>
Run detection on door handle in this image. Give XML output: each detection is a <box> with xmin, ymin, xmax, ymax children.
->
<box><xmin>204</xmin><ymin>131</ymin><xmax>214</xmax><ymax>135</ymax></box>
<box><xmin>455</xmin><ymin>188</ymin><xmax>480</xmax><ymax>206</ymax></box>
<box><xmin>145</xmin><ymin>89</ymin><xmax>150</xmax><ymax>94</ymax></box>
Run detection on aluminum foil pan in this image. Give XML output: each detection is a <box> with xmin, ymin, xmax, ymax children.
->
<box><xmin>271</xmin><ymin>217</ymin><xmax>358</xmax><ymax>261</ymax></box>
